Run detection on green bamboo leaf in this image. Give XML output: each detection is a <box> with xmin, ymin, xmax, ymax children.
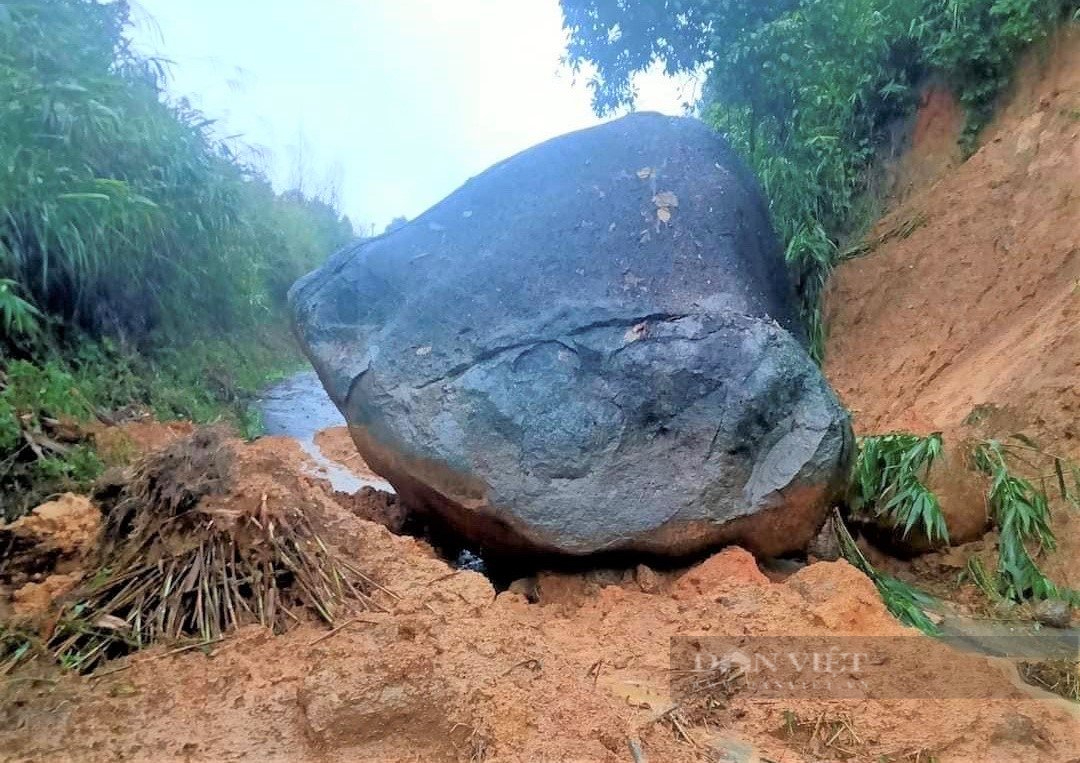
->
<box><xmin>1054</xmin><ymin>458</ymin><xmax>1068</xmax><ymax>501</ymax></box>
<box><xmin>56</xmin><ymin>193</ymin><xmax>110</xmax><ymax>202</ymax></box>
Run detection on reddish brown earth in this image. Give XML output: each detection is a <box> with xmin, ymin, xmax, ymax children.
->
<box><xmin>826</xmin><ymin>28</ymin><xmax>1080</xmax><ymax>574</ymax></box>
<box><xmin>826</xmin><ymin>28</ymin><xmax>1080</xmax><ymax>458</ymax></box>
<box><xmin>1</xmin><ymin>435</ymin><xmax>1078</xmax><ymax>762</ymax></box>
<box><xmin>0</xmin><ymin>494</ymin><xmax>100</xmax><ymax>621</ymax></box>
<box><xmin>3</xmin><ymin>29</ymin><xmax>1080</xmax><ymax>763</ymax></box>
<box><xmin>315</xmin><ymin>425</ymin><xmax>386</xmax><ymax>485</ymax></box>
<box><xmin>92</xmin><ymin>420</ymin><xmax>196</xmax><ymax>464</ymax></box>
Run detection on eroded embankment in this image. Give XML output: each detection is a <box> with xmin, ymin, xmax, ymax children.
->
<box><xmin>825</xmin><ymin>27</ymin><xmax>1080</xmax><ymax>591</ymax></box>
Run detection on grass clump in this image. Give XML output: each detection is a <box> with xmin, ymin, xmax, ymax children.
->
<box><xmin>0</xmin><ymin>0</ymin><xmax>355</xmax><ymax>516</ymax></box>
<box><xmin>851</xmin><ymin>432</ymin><xmax>948</xmax><ymax>545</ymax></box>
<box><xmin>0</xmin><ymin>332</ymin><xmax>304</xmax><ymax>520</ymax></box>
<box><xmin>0</xmin><ymin>0</ymin><xmax>353</xmax><ymax>341</ymax></box>
<box><xmin>971</xmin><ymin>438</ymin><xmax>1079</xmax><ymax>605</ymax></box>
<box><xmin>0</xmin><ymin>360</ymin><xmax>104</xmax><ymax>520</ymax></box>
<box><xmin>50</xmin><ymin>428</ymin><xmax>382</xmax><ymax>674</ymax></box>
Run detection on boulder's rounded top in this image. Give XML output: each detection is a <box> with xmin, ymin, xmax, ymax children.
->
<box><xmin>291</xmin><ymin>113</ymin><xmax>802</xmax><ymax>408</ymax></box>
<box><xmin>289</xmin><ymin>113</ymin><xmax>850</xmax><ymax>559</ymax></box>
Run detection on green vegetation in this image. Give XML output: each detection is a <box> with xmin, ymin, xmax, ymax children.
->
<box><xmin>561</xmin><ymin>0</ymin><xmax>1077</xmax><ymax>356</ymax></box>
<box><xmin>832</xmin><ymin>508</ymin><xmax>942</xmax><ymax>635</ymax></box>
<box><xmin>843</xmin><ymin>430</ymin><xmax>1079</xmax><ymax>625</ymax></box>
<box><xmin>0</xmin><ymin>1</ymin><xmax>354</xmax><ymax>516</ymax></box>
<box><xmin>972</xmin><ymin>438</ymin><xmax>1080</xmax><ymax>604</ymax></box>
<box><xmin>0</xmin><ymin>624</ymin><xmax>38</xmax><ymax>676</ymax></box>
<box><xmin>852</xmin><ymin>432</ymin><xmax>947</xmax><ymax>545</ymax></box>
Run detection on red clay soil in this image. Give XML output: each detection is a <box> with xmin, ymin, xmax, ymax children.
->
<box><xmin>881</xmin><ymin>82</ymin><xmax>967</xmax><ymax>207</ymax></box>
<box><xmin>0</xmin><ymin>493</ymin><xmax>100</xmax><ymax>620</ymax></box>
<box><xmin>92</xmin><ymin>420</ymin><xmax>196</xmax><ymax>464</ymax></box>
<box><xmin>2</xmin><ymin>436</ymin><xmax>1078</xmax><ymax>762</ymax></box>
<box><xmin>4</xmin><ymin>32</ymin><xmax>1080</xmax><ymax>763</ymax></box>
<box><xmin>825</xmin><ymin>28</ymin><xmax>1080</xmax><ymax>458</ymax></box>
<box><xmin>315</xmin><ymin>425</ymin><xmax>387</xmax><ymax>484</ymax></box>
<box><xmin>825</xmin><ymin>28</ymin><xmax>1080</xmax><ymax>578</ymax></box>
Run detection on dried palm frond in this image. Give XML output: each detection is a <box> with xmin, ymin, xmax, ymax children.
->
<box><xmin>51</xmin><ymin>428</ymin><xmax>382</xmax><ymax>673</ymax></box>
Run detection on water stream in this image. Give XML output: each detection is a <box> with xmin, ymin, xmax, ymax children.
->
<box><xmin>256</xmin><ymin>370</ymin><xmax>393</xmax><ymax>494</ymax></box>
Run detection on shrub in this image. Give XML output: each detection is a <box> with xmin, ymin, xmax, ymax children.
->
<box><xmin>0</xmin><ymin>0</ymin><xmax>353</xmax><ymax>343</ymax></box>
<box><xmin>0</xmin><ymin>1</ymin><xmax>357</xmax><ymax>516</ymax></box>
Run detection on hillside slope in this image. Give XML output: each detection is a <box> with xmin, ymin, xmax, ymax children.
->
<box><xmin>825</xmin><ymin>28</ymin><xmax>1080</xmax><ymax>459</ymax></box>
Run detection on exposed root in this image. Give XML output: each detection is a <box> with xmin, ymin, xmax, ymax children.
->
<box><xmin>777</xmin><ymin>709</ymin><xmax>865</xmax><ymax>760</ymax></box>
<box><xmin>669</xmin><ymin>660</ymin><xmax>746</xmax><ymax>725</ymax></box>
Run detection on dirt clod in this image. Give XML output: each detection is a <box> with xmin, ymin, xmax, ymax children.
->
<box><xmin>1032</xmin><ymin>598</ymin><xmax>1073</xmax><ymax>629</ymax></box>
<box><xmin>0</xmin><ymin>493</ymin><xmax>100</xmax><ymax>592</ymax></box>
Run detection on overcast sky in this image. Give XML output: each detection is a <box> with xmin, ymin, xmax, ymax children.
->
<box><xmin>129</xmin><ymin>1</ymin><xmax>693</xmax><ymax>234</ymax></box>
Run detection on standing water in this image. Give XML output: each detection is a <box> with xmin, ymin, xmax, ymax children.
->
<box><xmin>257</xmin><ymin>370</ymin><xmax>394</xmax><ymax>494</ymax></box>
<box><xmin>259</xmin><ymin>371</ymin><xmax>486</xmax><ymax>573</ymax></box>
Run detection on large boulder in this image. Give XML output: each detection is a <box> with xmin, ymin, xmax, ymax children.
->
<box><xmin>290</xmin><ymin>113</ymin><xmax>852</xmax><ymax>558</ymax></box>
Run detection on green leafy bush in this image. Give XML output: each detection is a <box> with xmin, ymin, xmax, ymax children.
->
<box><xmin>0</xmin><ymin>0</ymin><xmax>353</xmax><ymax>341</ymax></box>
<box><xmin>0</xmin><ymin>1</ymin><xmax>356</xmax><ymax>517</ymax></box>
<box><xmin>0</xmin><ymin>360</ymin><xmax>101</xmax><ymax>519</ymax></box>
<box><xmin>919</xmin><ymin>0</ymin><xmax>1070</xmax><ymax>146</ymax></box>
<box><xmin>851</xmin><ymin>432</ymin><xmax>948</xmax><ymax>544</ymax></box>
<box><xmin>0</xmin><ymin>331</ymin><xmax>303</xmax><ymax>519</ymax></box>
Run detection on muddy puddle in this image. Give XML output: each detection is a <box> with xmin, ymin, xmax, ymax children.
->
<box><xmin>257</xmin><ymin>370</ymin><xmax>394</xmax><ymax>494</ymax></box>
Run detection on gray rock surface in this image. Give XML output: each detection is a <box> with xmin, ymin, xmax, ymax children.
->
<box><xmin>1032</xmin><ymin>598</ymin><xmax>1073</xmax><ymax>629</ymax></box>
<box><xmin>290</xmin><ymin>113</ymin><xmax>852</xmax><ymax>558</ymax></box>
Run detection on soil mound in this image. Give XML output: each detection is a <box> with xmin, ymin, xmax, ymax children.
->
<box><xmin>3</xmin><ymin>433</ymin><xmax>1079</xmax><ymax>761</ymax></box>
<box><xmin>825</xmin><ymin>28</ymin><xmax>1080</xmax><ymax>458</ymax></box>
<box><xmin>824</xmin><ymin>27</ymin><xmax>1080</xmax><ymax>582</ymax></box>
<box><xmin>314</xmin><ymin>426</ymin><xmax>386</xmax><ymax>484</ymax></box>
<box><xmin>0</xmin><ymin>493</ymin><xmax>100</xmax><ymax>619</ymax></box>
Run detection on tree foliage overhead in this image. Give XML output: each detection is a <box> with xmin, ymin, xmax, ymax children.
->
<box><xmin>562</xmin><ymin>0</ymin><xmax>796</xmax><ymax>115</ymax></box>
<box><xmin>561</xmin><ymin>0</ymin><xmax>1075</xmax><ymax>358</ymax></box>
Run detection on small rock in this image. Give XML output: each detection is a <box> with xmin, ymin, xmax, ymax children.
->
<box><xmin>454</xmin><ymin>549</ymin><xmax>486</xmax><ymax>574</ymax></box>
<box><xmin>634</xmin><ymin>564</ymin><xmax>661</xmax><ymax>594</ymax></box>
<box><xmin>672</xmin><ymin>547</ymin><xmax>770</xmax><ymax>600</ymax></box>
<box><xmin>1032</xmin><ymin>598</ymin><xmax>1072</xmax><ymax>629</ymax></box>
<box><xmin>12</xmin><ymin>573</ymin><xmax>80</xmax><ymax>617</ymax></box>
<box><xmin>507</xmin><ymin>577</ymin><xmax>538</xmax><ymax>603</ymax></box>
<box><xmin>806</xmin><ymin>515</ymin><xmax>841</xmax><ymax>561</ymax></box>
